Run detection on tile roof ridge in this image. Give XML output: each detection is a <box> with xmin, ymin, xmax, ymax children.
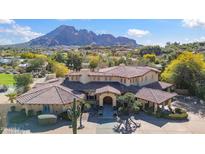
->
<box><xmin>55</xmin><ymin>85</ymin><xmax>82</xmax><ymax>100</ymax></box>
<box><xmin>18</xmin><ymin>86</ymin><xmax>53</xmax><ymax>104</ymax></box>
<box><xmin>55</xmin><ymin>86</ymin><xmax>65</xmax><ymax>104</ymax></box>
<box><xmin>149</xmin><ymin>88</ymin><xmax>160</xmax><ymax>104</ymax></box>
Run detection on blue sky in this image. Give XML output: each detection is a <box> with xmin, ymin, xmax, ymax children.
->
<box><xmin>1</xmin><ymin>19</ymin><xmax>205</xmax><ymax>46</ymax></box>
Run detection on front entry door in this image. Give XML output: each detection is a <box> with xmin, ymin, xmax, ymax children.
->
<box><xmin>43</xmin><ymin>105</ymin><xmax>50</xmax><ymax>113</ymax></box>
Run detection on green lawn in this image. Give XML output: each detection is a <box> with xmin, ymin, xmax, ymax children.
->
<box><xmin>0</xmin><ymin>73</ymin><xmax>15</xmax><ymax>85</ymax></box>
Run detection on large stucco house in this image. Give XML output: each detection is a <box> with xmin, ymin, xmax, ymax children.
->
<box><xmin>16</xmin><ymin>64</ymin><xmax>177</xmax><ymax>115</ymax></box>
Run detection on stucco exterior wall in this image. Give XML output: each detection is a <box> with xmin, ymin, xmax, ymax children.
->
<box><xmin>23</xmin><ymin>104</ymin><xmax>71</xmax><ymax>115</ymax></box>
<box><xmin>24</xmin><ymin>104</ymin><xmax>43</xmax><ymax>114</ymax></box>
<box><xmin>69</xmin><ymin>69</ymin><xmax>159</xmax><ymax>86</ymax></box>
<box><xmin>98</xmin><ymin>92</ymin><xmax>117</xmax><ymax>107</ymax></box>
<box><xmin>138</xmin><ymin>71</ymin><xmax>159</xmax><ymax>86</ymax></box>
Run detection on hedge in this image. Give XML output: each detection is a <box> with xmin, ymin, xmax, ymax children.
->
<box><xmin>58</xmin><ymin>111</ymin><xmax>71</xmax><ymax>121</ymax></box>
<box><xmin>27</xmin><ymin>110</ymin><xmax>34</xmax><ymax>117</ymax></box>
<box><xmin>160</xmin><ymin>110</ymin><xmax>188</xmax><ymax>120</ymax></box>
<box><xmin>167</xmin><ymin>113</ymin><xmax>188</xmax><ymax>120</ymax></box>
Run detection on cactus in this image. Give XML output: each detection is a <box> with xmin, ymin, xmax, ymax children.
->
<box><xmin>67</xmin><ymin>98</ymin><xmax>81</xmax><ymax>134</ymax></box>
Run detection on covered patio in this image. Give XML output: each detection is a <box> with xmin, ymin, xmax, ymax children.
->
<box><xmin>135</xmin><ymin>88</ymin><xmax>177</xmax><ymax>113</ymax></box>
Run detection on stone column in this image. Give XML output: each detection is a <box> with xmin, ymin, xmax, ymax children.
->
<box><xmin>99</xmin><ymin>95</ymin><xmax>103</xmax><ymax>107</ymax></box>
<box><xmin>142</xmin><ymin>102</ymin><xmax>145</xmax><ymax>110</ymax></box>
<box><xmin>154</xmin><ymin>103</ymin><xmax>158</xmax><ymax>114</ymax></box>
<box><xmin>162</xmin><ymin>102</ymin><xmax>165</xmax><ymax>110</ymax></box>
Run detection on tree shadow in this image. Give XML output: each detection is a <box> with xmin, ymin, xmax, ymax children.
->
<box><xmin>173</xmin><ymin>95</ymin><xmax>205</xmax><ymax>118</ymax></box>
<box><xmin>135</xmin><ymin>112</ymin><xmax>189</xmax><ymax>128</ymax></box>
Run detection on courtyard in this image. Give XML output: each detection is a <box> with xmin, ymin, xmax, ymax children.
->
<box><xmin>2</xmin><ymin>108</ymin><xmax>205</xmax><ymax>134</ymax></box>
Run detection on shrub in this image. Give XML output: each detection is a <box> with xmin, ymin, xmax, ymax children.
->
<box><xmin>135</xmin><ymin>101</ymin><xmax>143</xmax><ymax>110</ymax></box>
<box><xmin>83</xmin><ymin>103</ymin><xmax>91</xmax><ymax>112</ymax></box>
<box><xmin>132</xmin><ymin>104</ymin><xmax>140</xmax><ymax>114</ymax></box>
<box><xmin>58</xmin><ymin>111</ymin><xmax>71</xmax><ymax>121</ymax></box>
<box><xmin>36</xmin><ymin>111</ymin><xmax>42</xmax><ymax>115</ymax></box>
<box><xmin>10</xmin><ymin>106</ymin><xmax>16</xmax><ymax>112</ymax></box>
<box><xmin>160</xmin><ymin>109</ymin><xmax>188</xmax><ymax>120</ymax></box>
<box><xmin>168</xmin><ymin>113</ymin><xmax>188</xmax><ymax>120</ymax></box>
<box><xmin>118</xmin><ymin>106</ymin><xmax>124</xmax><ymax>114</ymax></box>
<box><xmin>27</xmin><ymin>110</ymin><xmax>34</xmax><ymax>117</ymax></box>
<box><xmin>38</xmin><ymin>114</ymin><xmax>57</xmax><ymax>125</ymax></box>
<box><xmin>175</xmin><ymin>108</ymin><xmax>186</xmax><ymax>114</ymax></box>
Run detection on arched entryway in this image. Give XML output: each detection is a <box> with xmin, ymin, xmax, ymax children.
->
<box><xmin>98</xmin><ymin>93</ymin><xmax>117</xmax><ymax>107</ymax></box>
<box><xmin>103</xmin><ymin>96</ymin><xmax>113</xmax><ymax>105</ymax></box>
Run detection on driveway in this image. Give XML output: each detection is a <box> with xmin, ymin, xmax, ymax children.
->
<box><xmin>2</xmin><ymin>95</ymin><xmax>205</xmax><ymax>134</ymax></box>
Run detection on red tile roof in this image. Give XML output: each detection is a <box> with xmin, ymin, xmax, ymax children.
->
<box><xmin>68</xmin><ymin>64</ymin><xmax>160</xmax><ymax>78</ymax></box>
<box><xmin>95</xmin><ymin>85</ymin><xmax>121</xmax><ymax>95</ymax></box>
<box><xmin>16</xmin><ymin>84</ymin><xmax>84</xmax><ymax>105</ymax></box>
<box><xmin>145</xmin><ymin>81</ymin><xmax>173</xmax><ymax>90</ymax></box>
<box><xmin>135</xmin><ymin>88</ymin><xmax>177</xmax><ymax>104</ymax></box>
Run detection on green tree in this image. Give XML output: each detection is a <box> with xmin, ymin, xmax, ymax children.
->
<box><xmin>117</xmin><ymin>93</ymin><xmax>140</xmax><ymax>115</ymax></box>
<box><xmin>26</xmin><ymin>58</ymin><xmax>45</xmax><ymax>72</ymax></box>
<box><xmin>139</xmin><ymin>45</ymin><xmax>162</xmax><ymax>56</ymax></box>
<box><xmin>53</xmin><ymin>52</ymin><xmax>66</xmax><ymax>63</ymax></box>
<box><xmin>50</xmin><ymin>61</ymin><xmax>69</xmax><ymax>77</ymax></box>
<box><xmin>67</xmin><ymin>52</ymin><xmax>83</xmax><ymax>71</ymax></box>
<box><xmin>89</xmin><ymin>55</ymin><xmax>99</xmax><ymax>71</ymax></box>
<box><xmin>143</xmin><ymin>54</ymin><xmax>156</xmax><ymax>63</ymax></box>
<box><xmin>14</xmin><ymin>74</ymin><xmax>33</xmax><ymax>93</ymax></box>
<box><xmin>67</xmin><ymin>98</ymin><xmax>81</xmax><ymax>134</ymax></box>
<box><xmin>161</xmin><ymin>51</ymin><xmax>205</xmax><ymax>94</ymax></box>
<box><xmin>6</xmin><ymin>93</ymin><xmax>17</xmax><ymax>103</ymax></box>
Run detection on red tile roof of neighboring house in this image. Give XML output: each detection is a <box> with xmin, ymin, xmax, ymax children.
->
<box><xmin>16</xmin><ymin>84</ymin><xmax>84</xmax><ymax>105</ymax></box>
<box><xmin>68</xmin><ymin>64</ymin><xmax>160</xmax><ymax>78</ymax></box>
<box><xmin>135</xmin><ymin>88</ymin><xmax>177</xmax><ymax>104</ymax></box>
<box><xmin>95</xmin><ymin>85</ymin><xmax>121</xmax><ymax>95</ymax></box>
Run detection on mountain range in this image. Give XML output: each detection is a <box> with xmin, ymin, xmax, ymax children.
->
<box><xmin>7</xmin><ymin>25</ymin><xmax>138</xmax><ymax>48</ymax></box>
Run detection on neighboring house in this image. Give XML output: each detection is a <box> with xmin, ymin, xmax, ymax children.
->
<box><xmin>16</xmin><ymin>64</ymin><xmax>176</xmax><ymax>115</ymax></box>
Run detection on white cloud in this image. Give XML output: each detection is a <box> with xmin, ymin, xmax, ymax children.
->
<box><xmin>0</xmin><ymin>19</ymin><xmax>15</xmax><ymax>24</ymax></box>
<box><xmin>0</xmin><ymin>22</ymin><xmax>43</xmax><ymax>43</ymax></box>
<box><xmin>127</xmin><ymin>28</ymin><xmax>150</xmax><ymax>38</ymax></box>
<box><xmin>182</xmin><ymin>19</ymin><xmax>205</xmax><ymax>28</ymax></box>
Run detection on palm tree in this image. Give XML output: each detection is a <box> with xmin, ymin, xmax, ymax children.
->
<box><xmin>6</xmin><ymin>93</ymin><xmax>17</xmax><ymax>104</ymax></box>
<box><xmin>67</xmin><ymin>98</ymin><xmax>81</xmax><ymax>134</ymax></box>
